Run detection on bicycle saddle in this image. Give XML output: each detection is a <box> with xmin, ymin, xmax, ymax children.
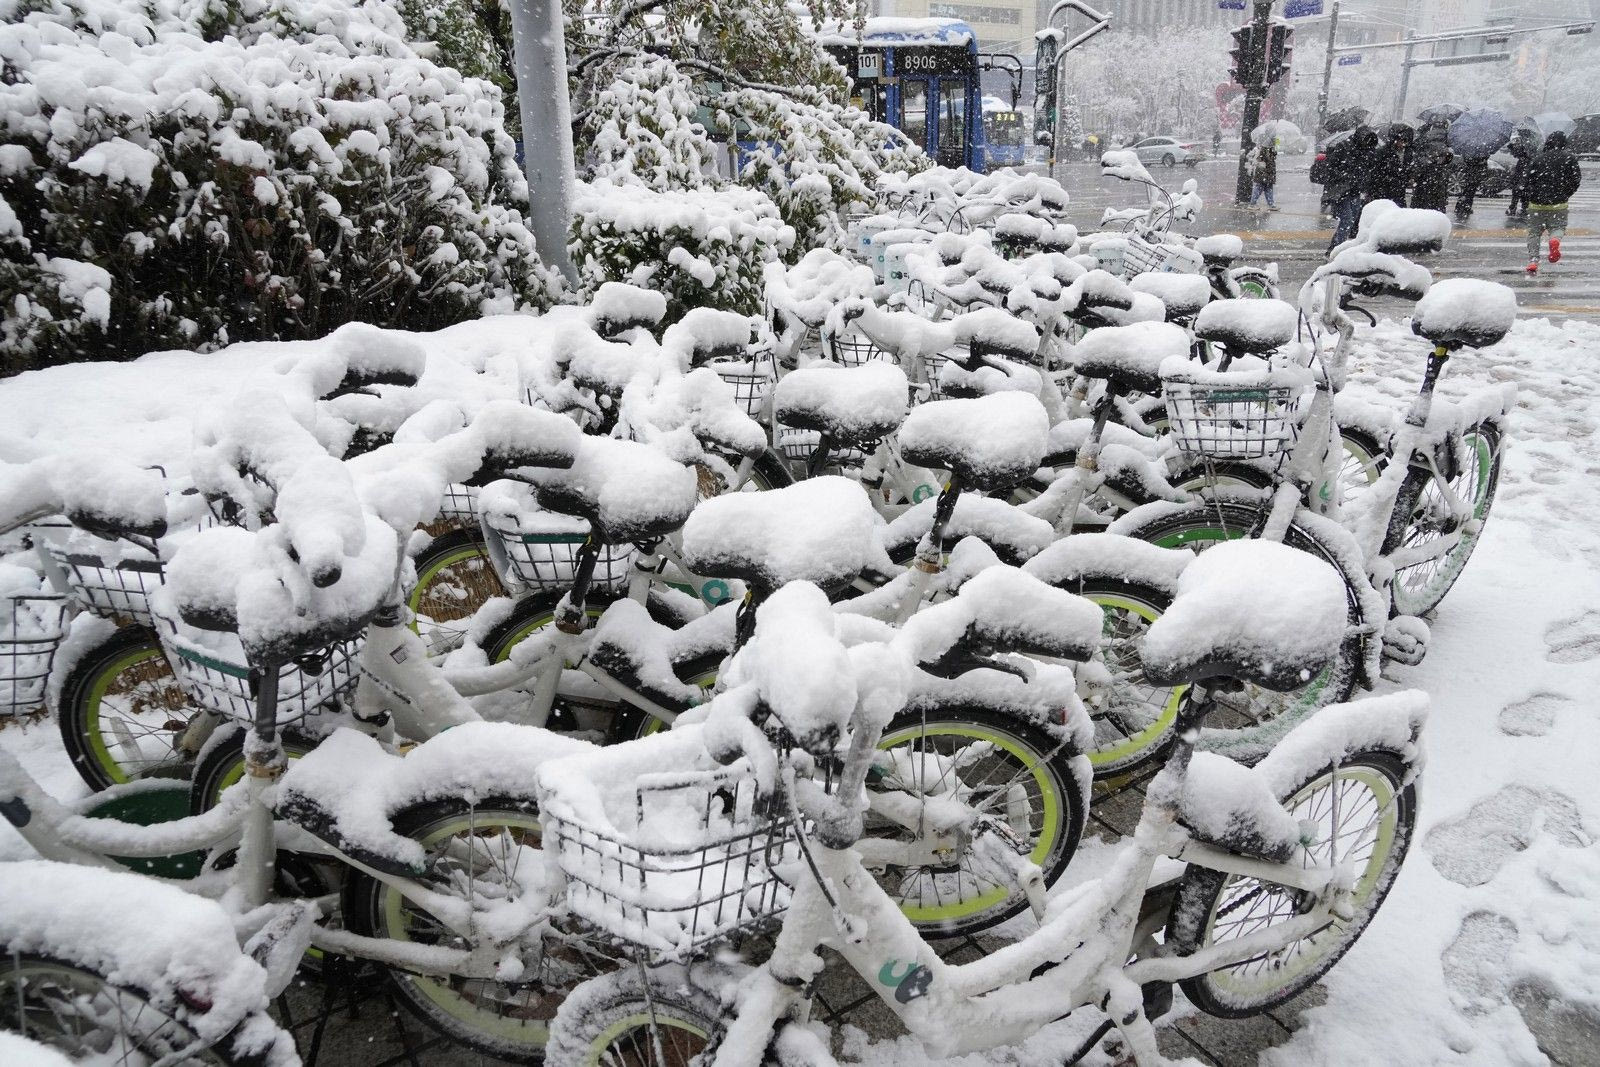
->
<box><xmin>1140</xmin><ymin>540</ymin><xmax>1347</xmax><ymax>693</ymax></box>
<box><xmin>1130</xmin><ymin>272</ymin><xmax>1210</xmax><ymax>322</ymax></box>
<box><xmin>323</xmin><ymin>322</ymin><xmax>426</xmax><ymax>398</ymax></box>
<box><xmin>533</xmin><ymin>437</ymin><xmax>698</xmax><ymax>546</ymax></box>
<box><xmin>774</xmin><ymin>362</ymin><xmax>909</xmax><ymax>450</ymax></box>
<box><xmin>1193</xmin><ymin>298</ymin><xmax>1298</xmax><ymax>355</ymax></box>
<box><xmin>588</xmin><ymin>281</ymin><xmax>666</xmax><ymax>339</ymax></box>
<box><xmin>1409</xmin><ymin>278</ymin><xmax>1517</xmax><ymax>351</ymax></box>
<box><xmin>898</xmin><ymin>393</ymin><xmax>1048</xmax><ymax>493</ymax></box>
<box><xmin>58</xmin><ymin>462</ymin><xmax>170</xmax><ymax>543</ymax></box>
<box><xmin>681</xmin><ymin>477</ymin><xmax>882</xmax><ymax>593</ymax></box>
<box><xmin>1073</xmin><ymin>321</ymin><xmax>1192</xmax><ymax>396</ymax></box>
<box><xmin>1193</xmin><ymin>233</ymin><xmax>1244</xmax><ymax>267</ymax></box>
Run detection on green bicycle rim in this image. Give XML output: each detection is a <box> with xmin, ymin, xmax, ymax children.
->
<box><xmin>874</xmin><ymin>722</ymin><xmax>1062</xmax><ymax>924</ymax></box>
<box><xmin>381</xmin><ymin>809</ymin><xmax>550</xmax><ymax>1046</ymax></box>
<box><xmin>1083</xmin><ymin>594</ymin><xmax>1183</xmax><ymax>772</ymax></box>
<box><xmin>83</xmin><ymin>644</ymin><xmax>171</xmax><ymax>786</ymax></box>
<box><xmin>409</xmin><ymin>543</ymin><xmax>497</xmax><ymax>637</ymax></box>
<box><xmin>1200</xmin><ymin>764</ymin><xmax>1398</xmax><ymax>999</ymax></box>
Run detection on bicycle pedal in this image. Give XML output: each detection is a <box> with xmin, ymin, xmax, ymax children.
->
<box><xmin>1382</xmin><ymin>615</ymin><xmax>1430</xmax><ymax>666</ymax></box>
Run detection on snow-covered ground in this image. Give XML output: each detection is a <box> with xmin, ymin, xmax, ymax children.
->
<box><xmin>3</xmin><ymin>311</ymin><xmax>1599</xmax><ymax>1064</ymax></box>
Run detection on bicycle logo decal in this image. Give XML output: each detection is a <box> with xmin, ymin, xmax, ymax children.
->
<box><xmin>911</xmin><ymin>484</ymin><xmax>937</xmax><ymax>503</ymax></box>
<box><xmin>700</xmin><ymin>579</ymin><xmax>733</xmax><ymax>606</ymax></box>
<box><xmin>878</xmin><ymin>959</ymin><xmax>934</xmax><ymax>1003</ymax></box>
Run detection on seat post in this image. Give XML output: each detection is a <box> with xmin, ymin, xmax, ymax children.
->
<box><xmin>920</xmin><ymin>471</ymin><xmax>965</xmax><ymax>569</ymax></box>
<box><xmin>1402</xmin><ymin>344</ymin><xmax>1451</xmax><ymax>432</ymax></box>
<box><xmin>805</xmin><ymin>433</ymin><xmax>836</xmax><ymax>479</ymax></box>
<box><xmin>556</xmin><ymin>539</ymin><xmax>603</xmax><ymax>633</ymax></box>
<box><xmin>240</xmin><ymin>661</ymin><xmax>285</xmax><ymax>908</ymax></box>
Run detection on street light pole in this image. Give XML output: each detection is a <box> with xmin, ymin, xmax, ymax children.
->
<box><xmin>1315</xmin><ymin>0</ymin><xmax>1341</xmax><ymax>142</ymax></box>
<box><xmin>1393</xmin><ymin>33</ymin><xmax>1416</xmax><ymax>121</ymax></box>
<box><xmin>1235</xmin><ymin>0</ymin><xmax>1274</xmax><ymax>205</ymax></box>
<box><xmin>507</xmin><ymin>0</ymin><xmax>578</xmax><ymax>285</ymax></box>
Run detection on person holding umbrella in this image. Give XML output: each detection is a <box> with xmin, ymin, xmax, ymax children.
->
<box><xmin>1505</xmin><ymin>134</ymin><xmax>1534</xmax><ymax>220</ymax></box>
<box><xmin>1523</xmin><ymin>130</ymin><xmax>1582</xmax><ymax>274</ymax></box>
<box><xmin>1369</xmin><ymin>124</ymin><xmax>1414</xmax><ymax>205</ymax></box>
<box><xmin>1449</xmin><ymin>108</ymin><xmax>1516</xmax><ymax>218</ymax></box>
<box><xmin>1411</xmin><ymin>118</ymin><xmax>1453</xmax><ymax>212</ymax></box>
<box><xmin>1326</xmin><ymin>125</ymin><xmax>1380</xmax><ymax>253</ymax></box>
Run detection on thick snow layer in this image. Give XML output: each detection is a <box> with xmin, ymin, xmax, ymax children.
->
<box><xmin>884</xmin><ymin>495</ymin><xmax>1054</xmax><ymax>563</ymax></box>
<box><xmin>1411</xmin><ymin>279</ymin><xmax>1518</xmax><ymax>348</ymax></box>
<box><xmin>1142</xmin><ymin>539</ymin><xmax>1348</xmax><ymax>690</ymax></box>
<box><xmin>1022</xmin><ymin>532</ymin><xmax>1192</xmax><ymax>597</ymax></box>
<box><xmin>681</xmin><ymin>477</ymin><xmax>883</xmax><ymax>590</ymax></box>
<box><xmin>1129</xmin><ymin>272</ymin><xmax>1210</xmax><ymax>318</ymax></box>
<box><xmin>1356</xmin><ymin>200</ymin><xmax>1453</xmax><ymax>254</ymax></box>
<box><xmin>898</xmin><ymin>564</ymin><xmax>1103</xmax><ymax>665</ymax></box>
<box><xmin>898</xmin><ymin>393</ymin><xmax>1047</xmax><ymax>487</ymax></box>
<box><xmin>774</xmin><ymin>361</ymin><xmax>908</xmax><ymax>444</ymax></box>
<box><xmin>1072</xmin><ymin>321</ymin><xmax>1191</xmax><ymax>387</ymax></box>
<box><xmin>0</xmin><ymin>1033</ymin><xmax>74</xmax><ymax>1067</ymax></box>
<box><xmin>0</xmin><ymin>860</ymin><xmax>280</xmax><ymax>1052</ymax></box>
<box><xmin>1193</xmin><ymin>297</ymin><xmax>1300</xmax><ymax>352</ymax></box>
<box><xmin>1193</xmin><ymin>233</ymin><xmax>1245</xmax><ymax>261</ymax></box>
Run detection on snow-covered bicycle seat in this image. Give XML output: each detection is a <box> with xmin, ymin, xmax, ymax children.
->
<box><xmin>1140</xmin><ymin>540</ymin><xmax>1347</xmax><ymax>693</ymax></box>
<box><xmin>1409</xmin><ymin>278</ymin><xmax>1517</xmax><ymax>352</ymax></box>
<box><xmin>681</xmin><ymin>477</ymin><xmax>883</xmax><ymax>592</ymax></box>
<box><xmin>1193</xmin><ymin>233</ymin><xmax>1245</xmax><ymax>267</ymax></box>
<box><xmin>898</xmin><ymin>393</ymin><xmax>1048</xmax><ymax>493</ymax></box>
<box><xmin>883</xmin><ymin>495</ymin><xmax>1053</xmax><ymax>566</ymax></box>
<box><xmin>1130</xmin><ymin>272</ymin><xmax>1211</xmax><ymax>322</ymax></box>
<box><xmin>1073</xmin><ymin>321</ymin><xmax>1193</xmax><ymax>396</ymax></box>
<box><xmin>1193</xmin><ymin>298</ymin><xmax>1298</xmax><ymax>355</ymax></box>
<box><xmin>774</xmin><ymin>361</ymin><xmax>909</xmax><ymax>449</ymax></box>
<box><xmin>587</xmin><ymin>281</ymin><xmax>666</xmax><ymax>339</ymax></box>
<box><xmin>531</xmin><ymin>436</ymin><xmax>698</xmax><ymax>546</ymax></box>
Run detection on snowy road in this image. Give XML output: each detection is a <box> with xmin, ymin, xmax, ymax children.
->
<box><xmin>3</xmin><ymin>310</ymin><xmax>1600</xmax><ymax>1064</ymax></box>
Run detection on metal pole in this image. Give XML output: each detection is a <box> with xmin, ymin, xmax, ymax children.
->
<box><xmin>1316</xmin><ymin>0</ymin><xmax>1341</xmax><ymax>143</ymax></box>
<box><xmin>507</xmin><ymin>0</ymin><xmax>578</xmax><ymax>285</ymax></box>
<box><xmin>1235</xmin><ymin>0</ymin><xmax>1274</xmax><ymax>205</ymax></box>
<box><xmin>1393</xmin><ymin>34</ymin><xmax>1416</xmax><ymax>121</ymax></box>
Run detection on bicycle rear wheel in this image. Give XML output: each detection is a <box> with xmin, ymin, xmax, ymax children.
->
<box><xmin>1166</xmin><ymin>750</ymin><xmax>1416</xmax><ymax>1017</ymax></box>
<box><xmin>546</xmin><ymin>966</ymin><xmax>723</xmax><ymax>1067</ymax></box>
<box><xmin>58</xmin><ymin>626</ymin><xmax>199</xmax><ymax>791</ymax></box>
<box><xmin>409</xmin><ymin>528</ymin><xmax>505</xmax><ymax>655</ymax></box>
<box><xmin>1384</xmin><ymin>423</ymin><xmax>1501</xmax><ymax>618</ymax></box>
<box><xmin>0</xmin><ymin>951</ymin><xmax>253</xmax><ymax>1065</ymax></box>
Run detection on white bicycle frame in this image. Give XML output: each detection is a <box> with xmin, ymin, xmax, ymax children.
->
<box><xmin>696</xmin><ymin>694</ymin><xmax>1362</xmax><ymax>1067</ymax></box>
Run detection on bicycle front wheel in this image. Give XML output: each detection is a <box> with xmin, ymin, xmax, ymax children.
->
<box><xmin>870</xmin><ymin>709</ymin><xmax>1087</xmax><ymax>937</ymax></box>
<box><xmin>1385</xmin><ymin>422</ymin><xmax>1501</xmax><ymax>618</ymax></box>
<box><xmin>409</xmin><ymin>528</ymin><xmax>506</xmax><ymax>654</ymax></box>
<box><xmin>0</xmin><ymin>951</ymin><xmax>246</xmax><ymax>1065</ymax></box>
<box><xmin>342</xmin><ymin>796</ymin><xmax>623</xmax><ymax>1063</ymax></box>
<box><xmin>58</xmin><ymin>626</ymin><xmax>199</xmax><ymax>790</ymax></box>
<box><xmin>1167</xmin><ymin>750</ymin><xmax>1416</xmax><ymax>1017</ymax></box>
<box><xmin>546</xmin><ymin>966</ymin><xmax>723</xmax><ymax>1067</ymax></box>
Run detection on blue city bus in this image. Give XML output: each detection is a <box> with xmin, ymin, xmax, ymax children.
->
<box><xmin>983</xmin><ymin>97</ymin><xmax>1027</xmax><ymax>169</ymax></box>
<box><xmin>821</xmin><ymin>18</ymin><xmax>1020</xmax><ymax>172</ymax></box>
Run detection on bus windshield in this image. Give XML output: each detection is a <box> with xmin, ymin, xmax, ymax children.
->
<box><xmin>986</xmin><ymin>110</ymin><xmax>1025</xmax><ymax>148</ymax></box>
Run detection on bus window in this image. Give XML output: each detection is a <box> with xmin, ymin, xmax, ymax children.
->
<box><xmin>937</xmin><ymin>80</ymin><xmax>966</xmax><ymax>167</ymax></box>
<box><xmin>901</xmin><ymin>79</ymin><xmax>929</xmax><ymax>151</ymax></box>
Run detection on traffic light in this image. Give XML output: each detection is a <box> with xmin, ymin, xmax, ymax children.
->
<box><xmin>1230</xmin><ymin>24</ymin><xmax>1263</xmax><ymax>86</ymax></box>
<box><xmin>1266</xmin><ymin>23</ymin><xmax>1294</xmax><ymax>85</ymax></box>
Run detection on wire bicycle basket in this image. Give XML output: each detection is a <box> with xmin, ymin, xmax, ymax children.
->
<box><xmin>154</xmin><ymin>604</ymin><xmax>363</xmax><ymax>724</ymax></box>
<box><xmin>437</xmin><ymin>483</ymin><xmax>480</xmax><ymax>526</ymax></box>
<box><xmin>709</xmin><ymin>347</ymin><xmax>777</xmax><ymax>421</ymax></box>
<box><xmin>1161</xmin><ymin>368</ymin><xmax>1307</xmax><ymax>462</ymax></box>
<box><xmin>1</xmin><ymin>593</ymin><xmax>67</xmax><ymax>717</ymax></box>
<box><xmin>544</xmin><ymin>761</ymin><xmax>802</xmax><ymax>961</ymax></box>
<box><xmin>43</xmin><ymin>545</ymin><xmax>167</xmax><ymax>627</ymax></box>
<box><xmin>821</xmin><ymin>326</ymin><xmax>887</xmax><ymax>367</ymax></box>
<box><xmin>486</xmin><ymin>524</ymin><xmax>636</xmax><ymax>594</ymax></box>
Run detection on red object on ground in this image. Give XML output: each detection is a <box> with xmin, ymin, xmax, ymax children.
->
<box><xmin>1526</xmin><ymin>261</ymin><xmax>1539</xmax><ymax>274</ymax></box>
<box><xmin>1549</xmin><ymin>237</ymin><xmax>1562</xmax><ymax>263</ymax></box>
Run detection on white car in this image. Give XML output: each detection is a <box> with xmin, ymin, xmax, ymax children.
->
<box><xmin>1130</xmin><ymin>136</ymin><xmax>1201</xmax><ymax>167</ymax></box>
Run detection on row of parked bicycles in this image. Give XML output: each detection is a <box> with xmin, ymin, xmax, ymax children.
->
<box><xmin>0</xmin><ymin>169</ymin><xmax>1517</xmax><ymax>1065</ymax></box>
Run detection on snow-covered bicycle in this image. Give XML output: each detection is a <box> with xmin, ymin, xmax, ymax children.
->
<box><xmin>542</xmin><ymin>539</ymin><xmax>1426</xmax><ymax>1067</ymax></box>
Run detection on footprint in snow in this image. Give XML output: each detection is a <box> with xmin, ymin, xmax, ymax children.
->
<box><xmin>1424</xmin><ymin>784</ymin><xmax>1590</xmax><ymax>887</ymax></box>
<box><xmin>1497</xmin><ymin>693</ymin><xmax>1576</xmax><ymax>738</ymax></box>
<box><xmin>1441</xmin><ymin>911</ymin><xmax>1517</xmax><ymax>1013</ymax></box>
<box><xmin>1544</xmin><ymin>612</ymin><xmax>1600</xmax><ymax>664</ymax></box>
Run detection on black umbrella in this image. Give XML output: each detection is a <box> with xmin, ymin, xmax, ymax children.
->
<box><xmin>1324</xmin><ymin>106</ymin><xmax>1370</xmax><ymax>133</ymax></box>
<box><xmin>1417</xmin><ymin>103</ymin><xmax>1465</xmax><ymax>125</ymax></box>
<box><xmin>1449</xmin><ymin>108</ymin><xmax>1515</xmax><ymax>161</ymax></box>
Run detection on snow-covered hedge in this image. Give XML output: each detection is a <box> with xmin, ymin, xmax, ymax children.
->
<box><xmin>0</xmin><ymin>0</ymin><xmax>556</xmax><ymax>372</ymax></box>
<box><xmin>571</xmin><ymin>179</ymin><xmax>794</xmax><ymax>324</ymax></box>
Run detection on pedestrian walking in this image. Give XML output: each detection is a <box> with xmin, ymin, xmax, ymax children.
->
<box><xmin>1410</xmin><ymin>119</ymin><xmax>1453</xmax><ymax>213</ymax></box>
<box><xmin>1523</xmin><ymin>130</ymin><xmax>1582</xmax><ymax>274</ymax></box>
<box><xmin>1247</xmin><ymin>139</ymin><xmax>1279</xmax><ymax>211</ymax></box>
<box><xmin>1505</xmin><ymin>135</ymin><xmax>1533</xmax><ymax>219</ymax></box>
<box><xmin>1212</xmin><ymin>128</ymin><xmax>1223</xmax><ymax>159</ymax></box>
<box><xmin>1326</xmin><ymin>126</ymin><xmax>1379</xmax><ymax>253</ymax></box>
<box><xmin>1368</xmin><ymin>125</ymin><xmax>1413</xmax><ymax>206</ymax></box>
<box><xmin>1455</xmin><ymin>154</ymin><xmax>1490</xmax><ymax>218</ymax></box>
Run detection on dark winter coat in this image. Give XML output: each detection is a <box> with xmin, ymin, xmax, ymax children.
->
<box><xmin>1325</xmin><ymin>128</ymin><xmax>1379</xmax><ymax>201</ymax></box>
<box><xmin>1524</xmin><ymin>132</ymin><xmax>1583</xmax><ymax>206</ymax></box>
<box><xmin>1410</xmin><ymin>123</ymin><xmax>1453</xmax><ymax>209</ymax></box>
<box><xmin>1368</xmin><ymin>140</ymin><xmax>1411</xmax><ymax>204</ymax></box>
